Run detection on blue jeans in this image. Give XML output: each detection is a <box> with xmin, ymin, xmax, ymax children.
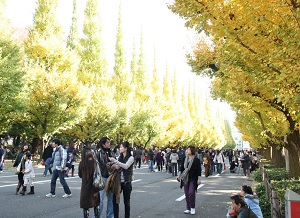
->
<box><xmin>148</xmin><ymin>160</ymin><xmax>154</xmax><ymax>171</ymax></box>
<box><xmin>43</xmin><ymin>164</ymin><xmax>52</xmax><ymax>176</ymax></box>
<box><xmin>99</xmin><ymin>177</ymin><xmax>114</xmax><ymax>218</ymax></box>
<box><xmin>209</xmin><ymin>162</ymin><xmax>215</xmax><ymax>175</ymax></box>
<box><xmin>50</xmin><ymin>169</ymin><xmax>71</xmax><ymax>195</ymax></box>
<box><xmin>217</xmin><ymin>163</ymin><xmax>222</xmax><ymax>174</ymax></box>
<box><xmin>0</xmin><ymin>161</ymin><xmax>3</xmax><ymax>171</ymax></box>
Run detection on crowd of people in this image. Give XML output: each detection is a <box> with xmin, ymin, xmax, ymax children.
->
<box><xmin>0</xmin><ymin>139</ymin><xmax>262</xmax><ymax>217</ymax></box>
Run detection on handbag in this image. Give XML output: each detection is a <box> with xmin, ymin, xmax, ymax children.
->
<box><xmin>92</xmin><ymin>150</ymin><xmax>105</xmax><ymax>191</ymax></box>
<box><xmin>15</xmin><ymin>157</ymin><xmax>23</xmax><ymax>174</ymax></box>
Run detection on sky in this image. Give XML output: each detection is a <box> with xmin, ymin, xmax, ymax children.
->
<box><xmin>5</xmin><ymin>0</ymin><xmax>237</xmax><ymax>126</ymax></box>
<box><xmin>6</xmin><ymin>0</ymin><xmax>196</xmax><ymax>75</ymax></box>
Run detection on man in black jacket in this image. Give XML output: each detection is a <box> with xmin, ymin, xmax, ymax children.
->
<box><xmin>97</xmin><ymin>137</ymin><xmax>114</xmax><ymax>218</ymax></box>
<box><xmin>42</xmin><ymin>143</ymin><xmax>54</xmax><ymax>177</ymax></box>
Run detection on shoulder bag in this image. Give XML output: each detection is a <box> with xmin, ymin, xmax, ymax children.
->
<box><xmin>15</xmin><ymin>157</ymin><xmax>24</xmax><ymax>174</ymax></box>
<box><xmin>92</xmin><ymin>150</ymin><xmax>105</xmax><ymax>191</ymax></box>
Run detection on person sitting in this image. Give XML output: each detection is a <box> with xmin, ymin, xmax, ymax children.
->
<box><xmin>230</xmin><ymin>161</ymin><xmax>238</xmax><ymax>173</ymax></box>
<box><xmin>227</xmin><ymin>195</ymin><xmax>258</xmax><ymax>218</ymax></box>
<box><xmin>239</xmin><ymin>185</ymin><xmax>263</xmax><ymax>218</ymax></box>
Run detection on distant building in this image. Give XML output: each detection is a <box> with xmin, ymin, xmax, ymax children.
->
<box><xmin>233</xmin><ymin>130</ymin><xmax>251</xmax><ymax>150</ymax></box>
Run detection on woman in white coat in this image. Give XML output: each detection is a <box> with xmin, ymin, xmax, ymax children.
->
<box><xmin>213</xmin><ymin>149</ymin><xmax>224</xmax><ymax>174</ymax></box>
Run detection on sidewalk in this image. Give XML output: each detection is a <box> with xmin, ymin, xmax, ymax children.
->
<box><xmin>195</xmin><ymin>161</ymin><xmax>257</xmax><ymax>218</ymax></box>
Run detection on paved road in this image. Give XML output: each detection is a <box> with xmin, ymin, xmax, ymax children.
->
<box><xmin>0</xmin><ymin>160</ymin><xmax>255</xmax><ymax>218</ymax></box>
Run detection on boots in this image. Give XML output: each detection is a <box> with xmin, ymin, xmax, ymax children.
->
<box><xmin>20</xmin><ymin>186</ymin><xmax>27</xmax><ymax>195</ymax></box>
<box><xmin>94</xmin><ymin>206</ymin><xmax>100</xmax><ymax>218</ymax></box>
<box><xmin>83</xmin><ymin>209</ymin><xmax>89</xmax><ymax>218</ymax></box>
<box><xmin>27</xmin><ymin>186</ymin><xmax>35</xmax><ymax>195</ymax></box>
<box><xmin>15</xmin><ymin>183</ymin><xmax>21</xmax><ymax>195</ymax></box>
<box><xmin>65</xmin><ymin>169</ymin><xmax>69</xmax><ymax>177</ymax></box>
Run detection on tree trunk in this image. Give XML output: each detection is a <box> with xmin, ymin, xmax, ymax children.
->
<box><xmin>262</xmin><ymin>146</ymin><xmax>271</xmax><ymax>160</ymax></box>
<box><xmin>31</xmin><ymin>137</ymin><xmax>41</xmax><ymax>161</ymax></box>
<box><xmin>286</xmin><ymin>131</ymin><xmax>300</xmax><ymax>178</ymax></box>
<box><xmin>271</xmin><ymin>145</ymin><xmax>285</xmax><ymax>168</ymax></box>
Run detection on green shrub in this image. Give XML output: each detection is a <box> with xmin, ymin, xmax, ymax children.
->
<box><xmin>266</xmin><ymin>168</ymin><xmax>289</xmax><ymax>181</ymax></box>
<box><xmin>255</xmin><ymin>183</ymin><xmax>271</xmax><ymax>218</ymax></box>
<box><xmin>253</xmin><ymin>169</ymin><xmax>263</xmax><ymax>182</ymax></box>
<box><xmin>272</xmin><ymin>179</ymin><xmax>300</xmax><ymax>216</ymax></box>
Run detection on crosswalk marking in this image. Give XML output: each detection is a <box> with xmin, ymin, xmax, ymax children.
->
<box><xmin>175</xmin><ymin>184</ymin><xmax>205</xmax><ymax>201</ymax></box>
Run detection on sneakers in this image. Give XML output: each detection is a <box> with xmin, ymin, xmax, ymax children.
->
<box><xmin>184</xmin><ymin>210</ymin><xmax>190</xmax><ymax>214</ymax></box>
<box><xmin>46</xmin><ymin>193</ymin><xmax>56</xmax><ymax>198</ymax></box>
<box><xmin>190</xmin><ymin>208</ymin><xmax>195</xmax><ymax>215</ymax></box>
<box><xmin>62</xmin><ymin>193</ymin><xmax>72</xmax><ymax>198</ymax></box>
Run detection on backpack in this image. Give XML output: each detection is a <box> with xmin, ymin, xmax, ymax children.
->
<box><xmin>178</xmin><ymin>150</ymin><xmax>185</xmax><ymax>161</ymax></box>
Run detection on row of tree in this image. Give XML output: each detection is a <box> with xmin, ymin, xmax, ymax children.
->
<box><xmin>0</xmin><ymin>0</ymin><xmax>235</xmax><ymax>155</ymax></box>
<box><xmin>169</xmin><ymin>0</ymin><xmax>300</xmax><ymax>177</ymax></box>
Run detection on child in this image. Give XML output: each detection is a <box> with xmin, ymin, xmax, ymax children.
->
<box><xmin>20</xmin><ymin>152</ymin><xmax>35</xmax><ymax>195</ymax></box>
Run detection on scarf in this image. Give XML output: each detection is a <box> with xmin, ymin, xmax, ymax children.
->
<box><xmin>179</xmin><ymin>155</ymin><xmax>195</xmax><ymax>184</ymax></box>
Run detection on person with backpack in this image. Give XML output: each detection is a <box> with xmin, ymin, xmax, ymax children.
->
<box><xmin>46</xmin><ymin>138</ymin><xmax>72</xmax><ymax>198</ymax></box>
<box><xmin>177</xmin><ymin>147</ymin><xmax>185</xmax><ymax>172</ymax></box>
<box><xmin>170</xmin><ymin>149</ymin><xmax>179</xmax><ymax>176</ymax></box>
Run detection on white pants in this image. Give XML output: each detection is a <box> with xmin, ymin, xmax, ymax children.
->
<box><xmin>24</xmin><ymin>177</ymin><xmax>34</xmax><ymax>187</ymax></box>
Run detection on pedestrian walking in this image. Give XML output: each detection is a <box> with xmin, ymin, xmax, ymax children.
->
<box><xmin>177</xmin><ymin>147</ymin><xmax>185</xmax><ymax>172</ymax></box>
<box><xmin>78</xmin><ymin>147</ymin><xmax>100</xmax><ymax>218</ymax></box>
<box><xmin>13</xmin><ymin>143</ymin><xmax>29</xmax><ymax>195</ymax></box>
<box><xmin>134</xmin><ymin>146</ymin><xmax>142</xmax><ymax>169</ymax></box>
<box><xmin>213</xmin><ymin>149</ymin><xmax>224</xmax><ymax>175</ymax></box>
<box><xmin>0</xmin><ymin>144</ymin><xmax>6</xmax><ymax>173</ymax></box>
<box><xmin>155</xmin><ymin>149</ymin><xmax>164</xmax><ymax>172</ymax></box>
<box><xmin>20</xmin><ymin>152</ymin><xmax>35</xmax><ymax>195</ymax></box>
<box><xmin>148</xmin><ymin>146</ymin><xmax>155</xmax><ymax>172</ymax></box>
<box><xmin>170</xmin><ymin>149</ymin><xmax>179</xmax><ymax>176</ymax></box>
<box><xmin>241</xmin><ymin>151</ymin><xmax>251</xmax><ymax>177</ymax></box>
<box><xmin>203</xmin><ymin>150</ymin><xmax>211</xmax><ymax>177</ymax></box>
<box><xmin>46</xmin><ymin>138</ymin><xmax>72</xmax><ymax>198</ymax></box>
<box><xmin>177</xmin><ymin>145</ymin><xmax>201</xmax><ymax>215</ymax></box>
<box><xmin>65</xmin><ymin>142</ymin><xmax>77</xmax><ymax>177</ymax></box>
<box><xmin>42</xmin><ymin>143</ymin><xmax>53</xmax><ymax>177</ymax></box>
<box><xmin>108</xmin><ymin>141</ymin><xmax>134</xmax><ymax>218</ymax></box>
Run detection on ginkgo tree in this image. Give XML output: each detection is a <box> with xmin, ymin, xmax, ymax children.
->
<box><xmin>21</xmin><ymin>0</ymin><xmax>84</xmax><ymax>152</ymax></box>
<box><xmin>0</xmin><ymin>0</ymin><xmax>25</xmax><ymax>134</ymax></box>
<box><xmin>169</xmin><ymin>0</ymin><xmax>300</xmax><ymax>177</ymax></box>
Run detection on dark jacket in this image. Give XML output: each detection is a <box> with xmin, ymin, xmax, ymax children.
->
<box><xmin>155</xmin><ymin>152</ymin><xmax>164</xmax><ymax>163</ymax></box>
<box><xmin>42</xmin><ymin>145</ymin><xmax>53</xmax><ymax>160</ymax></box>
<box><xmin>237</xmin><ymin>205</ymin><xmax>258</xmax><ymax>218</ymax></box>
<box><xmin>135</xmin><ymin>148</ymin><xmax>142</xmax><ymax>159</ymax></box>
<box><xmin>148</xmin><ymin>149</ymin><xmax>154</xmax><ymax>160</ymax></box>
<box><xmin>97</xmin><ymin>148</ymin><xmax>114</xmax><ymax>178</ymax></box>
<box><xmin>78</xmin><ymin>160</ymin><xmax>100</xmax><ymax>209</ymax></box>
<box><xmin>179</xmin><ymin>156</ymin><xmax>201</xmax><ymax>190</ymax></box>
<box><xmin>13</xmin><ymin>149</ymin><xmax>28</xmax><ymax>169</ymax></box>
